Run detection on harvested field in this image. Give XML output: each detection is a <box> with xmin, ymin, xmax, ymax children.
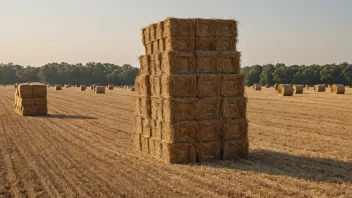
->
<box><xmin>0</xmin><ymin>86</ymin><xmax>351</xmax><ymax>197</ymax></box>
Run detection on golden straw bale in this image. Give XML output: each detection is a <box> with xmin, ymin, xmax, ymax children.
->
<box><xmin>55</xmin><ymin>85</ymin><xmax>62</xmax><ymax>90</ymax></box>
<box><xmin>95</xmin><ymin>86</ymin><xmax>105</xmax><ymax>94</ymax></box>
<box><xmin>293</xmin><ymin>85</ymin><xmax>304</xmax><ymax>94</ymax></box>
<box><xmin>277</xmin><ymin>84</ymin><xmax>294</xmax><ymax>96</ymax></box>
<box><xmin>314</xmin><ymin>85</ymin><xmax>326</xmax><ymax>92</ymax></box>
<box><xmin>253</xmin><ymin>84</ymin><xmax>261</xmax><ymax>90</ymax></box>
<box><xmin>331</xmin><ymin>84</ymin><xmax>345</xmax><ymax>94</ymax></box>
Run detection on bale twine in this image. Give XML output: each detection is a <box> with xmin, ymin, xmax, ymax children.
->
<box><xmin>55</xmin><ymin>85</ymin><xmax>62</xmax><ymax>90</ymax></box>
<box><xmin>265</xmin><ymin>84</ymin><xmax>270</xmax><ymax>88</ymax></box>
<box><xmin>95</xmin><ymin>86</ymin><xmax>105</xmax><ymax>94</ymax></box>
<box><xmin>314</xmin><ymin>84</ymin><xmax>326</xmax><ymax>92</ymax></box>
<box><xmin>331</xmin><ymin>84</ymin><xmax>345</xmax><ymax>94</ymax></box>
<box><xmin>277</xmin><ymin>84</ymin><xmax>294</xmax><ymax>96</ymax></box>
<box><xmin>274</xmin><ymin>83</ymin><xmax>279</xmax><ymax>90</ymax></box>
<box><xmin>253</xmin><ymin>84</ymin><xmax>261</xmax><ymax>91</ymax></box>
<box><xmin>293</xmin><ymin>85</ymin><xmax>304</xmax><ymax>94</ymax></box>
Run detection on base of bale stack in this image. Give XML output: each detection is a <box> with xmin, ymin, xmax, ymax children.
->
<box><xmin>314</xmin><ymin>85</ymin><xmax>326</xmax><ymax>92</ymax></box>
<box><xmin>95</xmin><ymin>86</ymin><xmax>105</xmax><ymax>94</ymax></box>
<box><xmin>278</xmin><ymin>84</ymin><xmax>294</xmax><ymax>96</ymax></box>
<box><xmin>331</xmin><ymin>84</ymin><xmax>345</xmax><ymax>94</ymax></box>
<box><xmin>253</xmin><ymin>84</ymin><xmax>261</xmax><ymax>90</ymax></box>
<box><xmin>293</xmin><ymin>85</ymin><xmax>304</xmax><ymax>94</ymax></box>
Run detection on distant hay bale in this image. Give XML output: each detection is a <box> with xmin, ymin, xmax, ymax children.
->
<box><xmin>314</xmin><ymin>85</ymin><xmax>326</xmax><ymax>92</ymax></box>
<box><xmin>15</xmin><ymin>83</ymin><xmax>19</xmax><ymax>89</ymax></box>
<box><xmin>331</xmin><ymin>84</ymin><xmax>345</xmax><ymax>94</ymax></box>
<box><xmin>65</xmin><ymin>84</ymin><xmax>72</xmax><ymax>88</ymax></box>
<box><xmin>124</xmin><ymin>85</ymin><xmax>128</xmax><ymax>89</ymax></box>
<box><xmin>274</xmin><ymin>83</ymin><xmax>279</xmax><ymax>90</ymax></box>
<box><xmin>80</xmin><ymin>85</ymin><xmax>86</xmax><ymax>91</ymax></box>
<box><xmin>108</xmin><ymin>85</ymin><xmax>114</xmax><ymax>90</ymax></box>
<box><xmin>277</xmin><ymin>84</ymin><xmax>294</xmax><ymax>96</ymax></box>
<box><xmin>265</xmin><ymin>84</ymin><xmax>270</xmax><ymax>88</ymax></box>
<box><xmin>131</xmin><ymin>87</ymin><xmax>135</xmax><ymax>91</ymax></box>
<box><xmin>95</xmin><ymin>86</ymin><xmax>105</xmax><ymax>94</ymax></box>
<box><xmin>293</xmin><ymin>85</ymin><xmax>304</xmax><ymax>94</ymax></box>
<box><xmin>55</xmin><ymin>85</ymin><xmax>62</xmax><ymax>90</ymax></box>
<box><xmin>253</xmin><ymin>84</ymin><xmax>261</xmax><ymax>91</ymax></box>
<box><xmin>305</xmin><ymin>85</ymin><xmax>309</xmax><ymax>89</ymax></box>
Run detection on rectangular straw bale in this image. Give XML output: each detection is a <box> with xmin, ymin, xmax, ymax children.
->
<box><xmin>195</xmin><ymin>51</ymin><xmax>217</xmax><ymax>73</ymax></box>
<box><xmin>108</xmin><ymin>85</ymin><xmax>114</xmax><ymax>90</ymax></box>
<box><xmin>161</xmin><ymin>121</ymin><xmax>197</xmax><ymax>143</ymax></box>
<box><xmin>217</xmin><ymin>51</ymin><xmax>241</xmax><ymax>74</ymax></box>
<box><xmin>222</xmin><ymin>97</ymin><xmax>247</xmax><ymax>119</ymax></box>
<box><xmin>18</xmin><ymin>98</ymin><xmax>34</xmax><ymax>107</ymax></box>
<box><xmin>223</xmin><ymin>140</ymin><xmax>248</xmax><ymax>160</ymax></box>
<box><xmin>161</xmin><ymin>75</ymin><xmax>197</xmax><ymax>98</ymax></box>
<box><xmin>163</xmin><ymin>18</ymin><xmax>195</xmax><ymax>37</ymax></box>
<box><xmin>139</xmin><ymin>55</ymin><xmax>150</xmax><ymax>76</ymax></box>
<box><xmin>37</xmin><ymin>106</ymin><xmax>48</xmax><ymax>115</ymax></box>
<box><xmin>34</xmin><ymin>98</ymin><xmax>47</xmax><ymax>106</ymax></box>
<box><xmin>19</xmin><ymin>106</ymin><xmax>37</xmax><ymax>116</ymax></box>
<box><xmin>152</xmin><ymin>40</ymin><xmax>159</xmax><ymax>54</ymax></box>
<box><xmin>134</xmin><ymin>96</ymin><xmax>140</xmax><ymax>116</ymax></box>
<box><xmin>223</xmin><ymin>118</ymin><xmax>248</xmax><ymax>141</ymax></box>
<box><xmin>135</xmin><ymin>76</ymin><xmax>150</xmax><ymax>96</ymax></box>
<box><xmin>135</xmin><ymin>116</ymin><xmax>142</xmax><ymax>134</ymax></box>
<box><xmin>156</xmin><ymin>21</ymin><xmax>164</xmax><ymax>39</ymax></box>
<box><xmin>197</xmin><ymin>141</ymin><xmax>221</xmax><ymax>162</ymax></box>
<box><xmin>139</xmin><ymin>96</ymin><xmax>151</xmax><ymax>118</ymax></box>
<box><xmin>151</xmin><ymin>97</ymin><xmax>163</xmax><ymax>120</ymax></box>
<box><xmin>150</xmin><ymin>54</ymin><xmax>162</xmax><ymax>75</ymax></box>
<box><xmin>150</xmin><ymin>76</ymin><xmax>161</xmax><ymax>96</ymax></box>
<box><xmin>197</xmin><ymin>74</ymin><xmax>221</xmax><ymax>97</ymax></box>
<box><xmin>165</xmin><ymin>37</ymin><xmax>195</xmax><ymax>52</ymax></box>
<box><xmin>145</xmin><ymin>43</ymin><xmax>153</xmax><ymax>55</ymax></box>
<box><xmin>55</xmin><ymin>85</ymin><xmax>62</xmax><ymax>90</ymax></box>
<box><xmin>158</xmin><ymin>38</ymin><xmax>165</xmax><ymax>52</ymax></box>
<box><xmin>133</xmin><ymin>133</ymin><xmax>142</xmax><ymax>152</ymax></box>
<box><xmin>80</xmin><ymin>85</ymin><xmax>86</xmax><ymax>91</ymax></box>
<box><xmin>162</xmin><ymin>98</ymin><xmax>198</xmax><ymax>121</ymax></box>
<box><xmin>198</xmin><ymin>120</ymin><xmax>222</xmax><ymax>142</ymax></box>
<box><xmin>221</xmin><ymin>74</ymin><xmax>245</xmax><ymax>97</ymax></box>
<box><xmin>141</xmin><ymin>118</ymin><xmax>151</xmax><ymax>137</ymax></box>
<box><xmin>32</xmin><ymin>84</ymin><xmax>47</xmax><ymax>98</ymax></box>
<box><xmin>149</xmin><ymin>23</ymin><xmax>157</xmax><ymax>41</ymax></box>
<box><xmin>95</xmin><ymin>86</ymin><xmax>105</xmax><ymax>94</ymax></box>
<box><xmin>151</xmin><ymin>119</ymin><xmax>162</xmax><ymax>139</ymax></box>
<box><xmin>149</xmin><ymin>138</ymin><xmax>162</xmax><ymax>158</ymax></box>
<box><xmin>195</xmin><ymin>38</ymin><xmax>215</xmax><ymax>51</ymax></box>
<box><xmin>142</xmin><ymin>26</ymin><xmax>150</xmax><ymax>44</ymax></box>
<box><xmin>215</xmin><ymin>19</ymin><xmax>238</xmax><ymax>38</ymax></box>
<box><xmin>18</xmin><ymin>84</ymin><xmax>33</xmax><ymax>98</ymax></box>
<box><xmin>161</xmin><ymin>142</ymin><xmax>196</xmax><ymax>163</ymax></box>
<box><xmin>215</xmin><ymin>38</ymin><xmax>236</xmax><ymax>51</ymax></box>
<box><xmin>161</xmin><ymin>51</ymin><xmax>196</xmax><ymax>74</ymax></box>
<box><xmin>198</xmin><ymin>98</ymin><xmax>221</xmax><ymax>120</ymax></box>
<box><xmin>195</xmin><ymin>18</ymin><xmax>215</xmax><ymax>37</ymax></box>
<box><xmin>141</xmin><ymin>136</ymin><xmax>150</xmax><ymax>154</ymax></box>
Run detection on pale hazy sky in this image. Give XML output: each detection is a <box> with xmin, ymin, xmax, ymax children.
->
<box><xmin>0</xmin><ymin>0</ymin><xmax>351</xmax><ymax>67</ymax></box>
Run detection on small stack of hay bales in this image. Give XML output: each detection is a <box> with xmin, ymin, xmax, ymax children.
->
<box><xmin>95</xmin><ymin>86</ymin><xmax>105</xmax><ymax>94</ymax></box>
<box><xmin>253</xmin><ymin>84</ymin><xmax>261</xmax><ymax>91</ymax></box>
<box><xmin>80</xmin><ymin>85</ymin><xmax>87</xmax><ymax>91</ymax></box>
<box><xmin>274</xmin><ymin>83</ymin><xmax>279</xmax><ymax>90</ymax></box>
<box><xmin>55</xmin><ymin>85</ymin><xmax>62</xmax><ymax>90</ymax></box>
<box><xmin>265</xmin><ymin>84</ymin><xmax>270</xmax><ymax>88</ymax></box>
<box><xmin>314</xmin><ymin>84</ymin><xmax>326</xmax><ymax>92</ymax></box>
<box><xmin>277</xmin><ymin>84</ymin><xmax>294</xmax><ymax>96</ymax></box>
<box><xmin>331</xmin><ymin>84</ymin><xmax>345</xmax><ymax>94</ymax></box>
<box><xmin>293</xmin><ymin>84</ymin><xmax>304</xmax><ymax>94</ymax></box>
<box><xmin>14</xmin><ymin>83</ymin><xmax>48</xmax><ymax>116</ymax></box>
<box><xmin>108</xmin><ymin>85</ymin><xmax>114</xmax><ymax>90</ymax></box>
<box><xmin>134</xmin><ymin>17</ymin><xmax>247</xmax><ymax>163</ymax></box>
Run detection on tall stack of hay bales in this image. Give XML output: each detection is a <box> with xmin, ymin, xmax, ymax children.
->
<box><xmin>314</xmin><ymin>84</ymin><xmax>326</xmax><ymax>92</ymax></box>
<box><xmin>293</xmin><ymin>84</ymin><xmax>303</xmax><ymax>94</ymax></box>
<box><xmin>253</xmin><ymin>84</ymin><xmax>261</xmax><ymax>90</ymax></box>
<box><xmin>277</xmin><ymin>84</ymin><xmax>294</xmax><ymax>96</ymax></box>
<box><xmin>331</xmin><ymin>84</ymin><xmax>345</xmax><ymax>94</ymax></box>
<box><xmin>134</xmin><ymin>18</ymin><xmax>247</xmax><ymax>163</ymax></box>
<box><xmin>14</xmin><ymin>83</ymin><xmax>48</xmax><ymax>116</ymax></box>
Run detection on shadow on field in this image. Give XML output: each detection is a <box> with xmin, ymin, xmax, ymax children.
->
<box><xmin>46</xmin><ymin>114</ymin><xmax>97</xmax><ymax>119</ymax></box>
<box><xmin>203</xmin><ymin>150</ymin><xmax>352</xmax><ymax>183</ymax></box>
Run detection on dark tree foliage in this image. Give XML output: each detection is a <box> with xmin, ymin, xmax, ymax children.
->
<box><xmin>0</xmin><ymin>62</ymin><xmax>140</xmax><ymax>86</ymax></box>
<box><xmin>243</xmin><ymin>62</ymin><xmax>352</xmax><ymax>86</ymax></box>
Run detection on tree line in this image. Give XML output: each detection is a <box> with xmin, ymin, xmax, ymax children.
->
<box><xmin>241</xmin><ymin>62</ymin><xmax>352</xmax><ymax>86</ymax></box>
<box><xmin>0</xmin><ymin>62</ymin><xmax>139</xmax><ymax>86</ymax></box>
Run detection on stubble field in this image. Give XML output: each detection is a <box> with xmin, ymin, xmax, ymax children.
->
<box><xmin>0</xmin><ymin>86</ymin><xmax>351</xmax><ymax>198</ymax></box>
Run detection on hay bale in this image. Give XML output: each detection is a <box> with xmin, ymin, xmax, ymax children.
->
<box><xmin>95</xmin><ymin>86</ymin><xmax>105</xmax><ymax>94</ymax></box>
<box><xmin>331</xmin><ymin>84</ymin><xmax>345</xmax><ymax>94</ymax></box>
<box><xmin>34</xmin><ymin>98</ymin><xmax>47</xmax><ymax>106</ymax></box>
<box><xmin>221</xmin><ymin>74</ymin><xmax>245</xmax><ymax>97</ymax></box>
<box><xmin>196</xmin><ymin>75</ymin><xmax>220</xmax><ymax>97</ymax></box>
<box><xmin>161</xmin><ymin>142</ymin><xmax>196</xmax><ymax>163</ymax></box>
<box><xmin>32</xmin><ymin>84</ymin><xmax>47</xmax><ymax>98</ymax></box>
<box><xmin>161</xmin><ymin>75</ymin><xmax>197</xmax><ymax>98</ymax></box>
<box><xmin>221</xmin><ymin>97</ymin><xmax>247</xmax><ymax>119</ymax></box>
<box><xmin>223</xmin><ymin>118</ymin><xmax>248</xmax><ymax>141</ymax></box>
<box><xmin>80</xmin><ymin>85</ymin><xmax>86</xmax><ymax>91</ymax></box>
<box><xmin>253</xmin><ymin>84</ymin><xmax>261</xmax><ymax>90</ymax></box>
<box><xmin>277</xmin><ymin>84</ymin><xmax>294</xmax><ymax>96</ymax></box>
<box><xmin>197</xmin><ymin>141</ymin><xmax>222</xmax><ymax>162</ymax></box>
<box><xmin>18</xmin><ymin>84</ymin><xmax>33</xmax><ymax>98</ymax></box>
<box><xmin>223</xmin><ymin>141</ymin><xmax>248</xmax><ymax>160</ymax></box>
<box><xmin>198</xmin><ymin>98</ymin><xmax>221</xmax><ymax>120</ymax></box>
<box><xmin>162</xmin><ymin>51</ymin><xmax>196</xmax><ymax>74</ymax></box>
<box><xmin>274</xmin><ymin>83</ymin><xmax>279</xmax><ymax>90</ymax></box>
<box><xmin>108</xmin><ymin>85</ymin><xmax>114</xmax><ymax>90</ymax></box>
<box><xmin>162</xmin><ymin>121</ymin><xmax>197</xmax><ymax>143</ymax></box>
<box><xmin>197</xmin><ymin>120</ymin><xmax>222</xmax><ymax>142</ymax></box>
<box><xmin>293</xmin><ymin>85</ymin><xmax>304</xmax><ymax>94</ymax></box>
<box><xmin>314</xmin><ymin>84</ymin><xmax>326</xmax><ymax>92</ymax></box>
<box><xmin>131</xmin><ymin>87</ymin><xmax>135</xmax><ymax>91</ymax></box>
<box><xmin>55</xmin><ymin>85</ymin><xmax>62</xmax><ymax>90</ymax></box>
<box><xmin>162</xmin><ymin>98</ymin><xmax>198</xmax><ymax>121</ymax></box>
<box><xmin>265</xmin><ymin>84</ymin><xmax>270</xmax><ymax>88</ymax></box>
